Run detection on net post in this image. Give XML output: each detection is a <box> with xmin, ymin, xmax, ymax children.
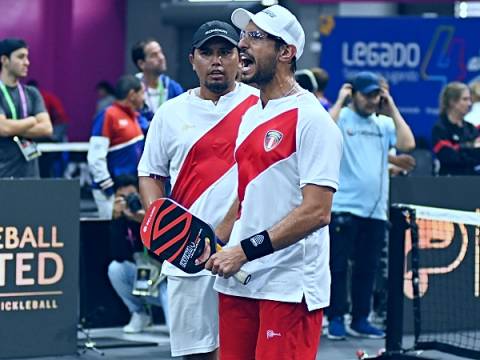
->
<box><xmin>385</xmin><ymin>205</ymin><xmax>410</xmax><ymax>353</ymax></box>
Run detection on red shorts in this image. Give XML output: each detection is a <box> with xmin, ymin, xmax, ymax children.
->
<box><xmin>219</xmin><ymin>293</ymin><xmax>323</xmax><ymax>360</ymax></box>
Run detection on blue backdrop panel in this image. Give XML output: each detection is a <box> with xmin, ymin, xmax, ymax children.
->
<box><xmin>320</xmin><ymin>17</ymin><xmax>480</xmax><ymax>144</ymax></box>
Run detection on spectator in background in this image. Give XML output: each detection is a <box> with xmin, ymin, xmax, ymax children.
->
<box><xmin>432</xmin><ymin>81</ymin><xmax>480</xmax><ymax>175</ymax></box>
<box><xmin>87</xmin><ymin>75</ymin><xmax>148</xmax><ymax>218</ymax></box>
<box><xmin>131</xmin><ymin>38</ymin><xmax>183</xmax><ymax>121</ymax></box>
<box><xmin>0</xmin><ymin>38</ymin><xmax>52</xmax><ymax>178</ymax></box>
<box><xmin>27</xmin><ymin>80</ymin><xmax>70</xmax><ymax>177</ymax></box>
<box><xmin>95</xmin><ymin>80</ymin><xmax>116</xmax><ymax>115</ymax></box>
<box><xmin>108</xmin><ymin>174</ymin><xmax>168</xmax><ymax>333</ymax></box>
<box><xmin>295</xmin><ymin>67</ymin><xmax>332</xmax><ymax>111</ymax></box>
<box><xmin>465</xmin><ymin>80</ymin><xmax>480</xmax><ymax>128</ymax></box>
<box><xmin>327</xmin><ymin>71</ymin><xmax>415</xmax><ymax>340</ymax></box>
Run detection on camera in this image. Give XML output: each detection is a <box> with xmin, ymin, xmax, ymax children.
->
<box><xmin>124</xmin><ymin>192</ymin><xmax>143</xmax><ymax>213</ymax></box>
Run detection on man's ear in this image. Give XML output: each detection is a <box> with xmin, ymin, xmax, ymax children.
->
<box><xmin>189</xmin><ymin>53</ymin><xmax>196</xmax><ymax>72</ymax></box>
<box><xmin>0</xmin><ymin>55</ymin><xmax>8</xmax><ymax>67</ymax></box>
<box><xmin>278</xmin><ymin>45</ymin><xmax>297</xmax><ymax>64</ymax></box>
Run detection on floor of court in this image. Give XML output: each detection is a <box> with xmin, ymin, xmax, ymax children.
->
<box><xmin>17</xmin><ymin>325</ymin><xmax>471</xmax><ymax>360</ymax></box>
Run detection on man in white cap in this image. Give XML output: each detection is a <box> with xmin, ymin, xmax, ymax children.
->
<box><xmin>205</xmin><ymin>5</ymin><xmax>343</xmax><ymax>359</ymax></box>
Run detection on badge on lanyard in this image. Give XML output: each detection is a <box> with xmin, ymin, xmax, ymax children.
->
<box><xmin>0</xmin><ymin>81</ymin><xmax>42</xmax><ymax>162</ymax></box>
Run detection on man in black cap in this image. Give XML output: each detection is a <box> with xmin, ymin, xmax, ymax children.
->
<box><xmin>138</xmin><ymin>21</ymin><xmax>258</xmax><ymax>359</ymax></box>
<box><xmin>0</xmin><ymin>38</ymin><xmax>52</xmax><ymax>178</ymax></box>
<box><xmin>326</xmin><ymin>72</ymin><xmax>415</xmax><ymax>340</ymax></box>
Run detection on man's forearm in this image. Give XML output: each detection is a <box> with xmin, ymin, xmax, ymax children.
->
<box><xmin>20</xmin><ymin>122</ymin><xmax>53</xmax><ymax>138</ymax></box>
<box><xmin>0</xmin><ymin>116</ymin><xmax>37</xmax><ymax>137</ymax></box>
<box><xmin>268</xmin><ymin>193</ymin><xmax>332</xmax><ymax>251</ymax></box>
<box><xmin>215</xmin><ymin>198</ymin><xmax>239</xmax><ymax>243</ymax></box>
<box><xmin>391</xmin><ymin>107</ymin><xmax>415</xmax><ymax>151</ymax></box>
<box><xmin>139</xmin><ymin>176</ymin><xmax>166</xmax><ymax>208</ymax></box>
<box><xmin>19</xmin><ymin>113</ymin><xmax>53</xmax><ymax>138</ymax></box>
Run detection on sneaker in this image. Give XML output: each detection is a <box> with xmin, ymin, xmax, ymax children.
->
<box><xmin>123</xmin><ymin>312</ymin><xmax>152</xmax><ymax>333</ymax></box>
<box><xmin>327</xmin><ymin>316</ymin><xmax>346</xmax><ymax>340</ymax></box>
<box><xmin>347</xmin><ymin>317</ymin><xmax>385</xmax><ymax>339</ymax></box>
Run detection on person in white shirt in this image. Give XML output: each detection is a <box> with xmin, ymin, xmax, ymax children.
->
<box><xmin>205</xmin><ymin>5</ymin><xmax>343</xmax><ymax>359</ymax></box>
<box><xmin>131</xmin><ymin>38</ymin><xmax>183</xmax><ymax>121</ymax></box>
<box><xmin>465</xmin><ymin>80</ymin><xmax>480</xmax><ymax>128</ymax></box>
<box><xmin>138</xmin><ymin>21</ymin><xmax>258</xmax><ymax>360</ymax></box>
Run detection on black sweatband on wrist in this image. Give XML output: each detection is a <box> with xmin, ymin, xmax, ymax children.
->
<box><xmin>240</xmin><ymin>230</ymin><xmax>274</xmax><ymax>261</ymax></box>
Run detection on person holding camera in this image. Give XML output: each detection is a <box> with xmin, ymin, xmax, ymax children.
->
<box><xmin>326</xmin><ymin>71</ymin><xmax>415</xmax><ymax>340</ymax></box>
<box><xmin>107</xmin><ymin>175</ymin><xmax>168</xmax><ymax>333</ymax></box>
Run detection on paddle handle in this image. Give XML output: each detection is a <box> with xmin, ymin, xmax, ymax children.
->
<box><xmin>215</xmin><ymin>244</ymin><xmax>251</xmax><ymax>285</ymax></box>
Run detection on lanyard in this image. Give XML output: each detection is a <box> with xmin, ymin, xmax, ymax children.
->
<box><xmin>0</xmin><ymin>81</ymin><xmax>28</xmax><ymax>119</ymax></box>
<box><xmin>144</xmin><ymin>77</ymin><xmax>166</xmax><ymax>111</ymax></box>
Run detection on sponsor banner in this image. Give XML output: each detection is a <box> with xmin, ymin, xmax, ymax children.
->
<box><xmin>0</xmin><ymin>179</ymin><xmax>79</xmax><ymax>358</ymax></box>
<box><xmin>319</xmin><ymin>17</ymin><xmax>480</xmax><ymax>143</ymax></box>
<box><xmin>391</xmin><ymin>176</ymin><xmax>480</xmax><ymax>332</ymax></box>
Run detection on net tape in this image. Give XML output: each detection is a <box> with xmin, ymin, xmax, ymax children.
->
<box><xmin>394</xmin><ymin>204</ymin><xmax>480</xmax><ymax>227</ymax></box>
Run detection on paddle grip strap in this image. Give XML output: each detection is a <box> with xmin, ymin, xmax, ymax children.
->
<box><xmin>240</xmin><ymin>230</ymin><xmax>274</xmax><ymax>261</ymax></box>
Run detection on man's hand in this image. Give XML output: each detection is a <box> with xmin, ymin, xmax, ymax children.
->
<box><xmin>205</xmin><ymin>245</ymin><xmax>248</xmax><ymax>279</ymax></box>
<box><xmin>390</xmin><ymin>154</ymin><xmax>416</xmax><ymax>172</ymax></box>
<box><xmin>113</xmin><ymin>195</ymin><xmax>145</xmax><ymax>222</ymax></box>
<box><xmin>378</xmin><ymin>85</ymin><xmax>397</xmax><ymax>117</ymax></box>
<box><xmin>113</xmin><ymin>195</ymin><xmax>127</xmax><ymax>219</ymax></box>
<box><xmin>337</xmin><ymin>83</ymin><xmax>352</xmax><ymax>104</ymax></box>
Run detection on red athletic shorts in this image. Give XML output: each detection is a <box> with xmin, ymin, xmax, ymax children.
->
<box><xmin>219</xmin><ymin>293</ymin><xmax>323</xmax><ymax>360</ymax></box>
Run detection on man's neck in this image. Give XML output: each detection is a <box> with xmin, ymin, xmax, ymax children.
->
<box><xmin>143</xmin><ymin>72</ymin><xmax>160</xmax><ymax>89</ymax></box>
<box><xmin>0</xmin><ymin>71</ymin><xmax>19</xmax><ymax>86</ymax></box>
<box><xmin>259</xmin><ymin>73</ymin><xmax>298</xmax><ymax>107</ymax></box>
<box><xmin>197</xmin><ymin>83</ymin><xmax>236</xmax><ymax>104</ymax></box>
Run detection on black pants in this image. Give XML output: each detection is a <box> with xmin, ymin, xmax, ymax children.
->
<box><xmin>327</xmin><ymin>212</ymin><xmax>386</xmax><ymax>321</ymax></box>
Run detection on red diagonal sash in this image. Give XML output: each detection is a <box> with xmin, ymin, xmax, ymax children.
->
<box><xmin>235</xmin><ymin>108</ymin><xmax>298</xmax><ymax>216</ymax></box>
<box><xmin>171</xmin><ymin>95</ymin><xmax>258</xmax><ymax>208</ymax></box>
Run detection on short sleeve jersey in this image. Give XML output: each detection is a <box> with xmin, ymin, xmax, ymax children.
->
<box><xmin>214</xmin><ymin>91</ymin><xmax>343</xmax><ymax>311</ymax></box>
<box><xmin>332</xmin><ymin>108</ymin><xmax>396</xmax><ymax>220</ymax></box>
<box><xmin>138</xmin><ymin>83</ymin><xmax>259</xmax><ymax>277</ymax></box>
<box><xmin>0</xmin><ymin>84</ymin><xmax>46</xmax><ymax>178</ymax></box>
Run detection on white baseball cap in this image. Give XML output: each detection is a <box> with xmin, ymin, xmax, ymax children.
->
<box><xmin>231</xmin><ymin>5</ymin><xmax>305</xmax><ymax>59</ymax></box>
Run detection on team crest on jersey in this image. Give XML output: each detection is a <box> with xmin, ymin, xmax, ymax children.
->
<box><xmin>264</xmin><ymin>130</ymin><xmax>283</xmax><ymax>152</ymax></box>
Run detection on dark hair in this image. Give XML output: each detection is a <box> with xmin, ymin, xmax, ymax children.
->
<box><xmin>115</xmin><ymin>75</ymin><xmax>142</xmax><ymax>100</ymax></box>
<box><xmin>311</xmin><ymin>68</ymin><xmax>329</xmax><ymax>92</ymax></box>
<box><xmin>131</xmin><ymin>38</ymin><xmax>157</xmax><ymax>71</ymax></box>
<box><xmin>96</xmin><ymin>80</ymin><xmax>115</xmax><ymax>95</ymax></box>
<box><xmin>113</xmin><ymin>174</ymin><xmax>138</xmax><ymax>191</ymax></box>
<box><xmin>0</xmin><ymin>38</ymin><xmax>28</xmax><ymax>71</ymax></box>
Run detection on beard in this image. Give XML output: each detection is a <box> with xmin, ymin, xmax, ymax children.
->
<box><xmin>247</xmin><ymin>55</ymin><xmax>277</xmax><ymax>87</ymax></box>
<box><xmin>204</xmin><ymin>80</ymin><xmax>230</xmax><ymax>94</ymax></box>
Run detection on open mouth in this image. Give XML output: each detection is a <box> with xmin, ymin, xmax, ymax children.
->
<box><xmin>240</xmin><ymin>53</ymin><xmax>254</xmax><ymax>74</ymax></box>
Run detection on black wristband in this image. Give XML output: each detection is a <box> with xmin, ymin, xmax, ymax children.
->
<box><xmin>240</xmin><ymin>230</ymin><xmax>274</xmax><ymax>261</ymax></box>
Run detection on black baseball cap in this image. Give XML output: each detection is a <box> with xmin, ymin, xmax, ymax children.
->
<box><xmin>191</xmin><ymin>20</ymin><xmax>239</xmax><ymax>49</ymax></box>
<box><xmin>0</xmin><ymin>38</ymin><xmax>27</xmax><ymax>57</ymax></box>
<box><xmin>351</xmin><ymin>71</ymin><xmax>381</xmax><ymax>94</ymax></box>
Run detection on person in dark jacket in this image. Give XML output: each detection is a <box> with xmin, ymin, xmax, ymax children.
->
<box><xmin>432</xmin><ymin>81</ymin><xmax>480</xmax><ymax>175</ymax></box>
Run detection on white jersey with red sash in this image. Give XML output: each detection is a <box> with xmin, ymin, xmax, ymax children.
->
<box><xmin>138</xmin><ymin>83</ymin><xmax>259</xmax><ymax>277</ymax></box>
<box><xmin>214</xmin><ymin>91</ymin><xmax>343</xmax><ymax>310</ymax></box>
